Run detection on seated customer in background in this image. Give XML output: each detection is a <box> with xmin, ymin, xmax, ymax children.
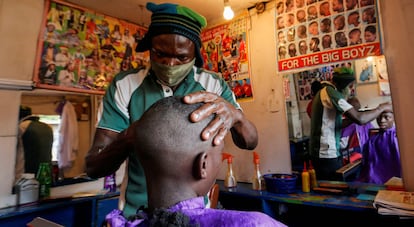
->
<box><xmin>357</xmin><ymin>110</ymin><xmax>401</xmax><ymax>184</ymax></box>
<box><xmin>340</xmin><ymin>97</ymin><xmax>373</xmax><ymax>164</ymax></box>
<box><xmin>105</xmin><ymin>96</ymin><xmax>286</xmax><ymax>227</ymax></box>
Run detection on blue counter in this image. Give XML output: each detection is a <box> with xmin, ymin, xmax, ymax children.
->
<box><xmin>217</xmin><ymin>180</ymin><xmax>414</xmax><ymax>226</ymax></box>
<box><xmin>0</xmin><ymin>191</ymin><xmax>119</xmax><ymax>227</ymax></box>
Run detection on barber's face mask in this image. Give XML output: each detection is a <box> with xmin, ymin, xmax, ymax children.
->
<box><xmin>151</xmin><ymin>59</ymin><xmax>195</xmax><ymax>87</ymax></box>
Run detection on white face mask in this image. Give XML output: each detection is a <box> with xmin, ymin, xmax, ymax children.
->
<box><xmin>151</xmin><ymin>59</ymin><xmax>195</xmax><ymax>87</ymax></box>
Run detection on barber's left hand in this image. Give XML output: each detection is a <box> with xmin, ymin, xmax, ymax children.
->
<box><xmin>183</xmin><ymin>91</ymin><xmax>237</xmax><ymax>146</ymax></box>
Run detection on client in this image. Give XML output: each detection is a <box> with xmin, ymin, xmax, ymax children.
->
<box><xmin>357</xmin><ymin>110</ymin><xmax>401</xmax><ymax>184</ymax></box>
<box><xmin>105</xmin><ymin>96</ymin><xmax>286</xmax><ymax>226</ymax></box>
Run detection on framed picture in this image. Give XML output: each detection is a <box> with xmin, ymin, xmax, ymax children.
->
<box><xmin>33</xmin><ymin>0</ymin><xmax>148</xmax><ymax>94</ymax></box>
<box><xmin>354</xmin><ymin>57</ymin><xmax>378</xmax><ymax>84</ymax></box>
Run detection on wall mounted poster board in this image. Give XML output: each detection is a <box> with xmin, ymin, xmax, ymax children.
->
<box><xmin>276</xmin><ymin>0</ymin><xmax>382</xmax><ymax>72</ymax></box>
<box><xmin>34</xmin><ymin>0</ymin><xmax>148</xmax><ymax>94</ymax></box>
<box><xmin>200</xmin><ymin>16</ymin><xmax>253</xmax><ymax>102</ymax></box>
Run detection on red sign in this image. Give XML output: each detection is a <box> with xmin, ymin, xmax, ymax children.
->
<box><xmin>278</xmin><ymin>42</ymin><xmax>381</xmax><ymax>72</ymax></box>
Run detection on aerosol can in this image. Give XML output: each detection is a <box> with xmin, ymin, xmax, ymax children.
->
<box><xmin>222</xmin><ymin>153</ymin><xmax>237</xmax><ymax>188</ymax></box>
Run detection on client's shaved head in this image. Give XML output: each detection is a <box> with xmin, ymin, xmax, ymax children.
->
<box><xmin>131</xmin><ymin>96</ymin><xmax>220</xmax><ymax>182</ymax></box>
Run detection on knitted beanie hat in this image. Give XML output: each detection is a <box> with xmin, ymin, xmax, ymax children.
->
<box><xmin>136</xmin><ymin>2</ymin><xmax>207</xmax><ymax>67</ymax></box>
<box><xmin>332</xmin><ymin>67</ymin><xmax>355</xmax><ymax>90</ymax></box>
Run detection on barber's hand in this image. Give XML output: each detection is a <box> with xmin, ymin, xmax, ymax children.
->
<box><xmin>378</xmin><ymin>102</ymin><xmax>393</xmax><ymax>113</ymax></box>
<box><xmin>183</xmin><ymin>91</ymin><xmax>237</xmax><ymax>146</ymax></box>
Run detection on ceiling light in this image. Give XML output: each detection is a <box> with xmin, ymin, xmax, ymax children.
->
<box><xmin>223</xmin><ymin>0</ymin><xmax>234</xmax><ymax>20</ymax></box>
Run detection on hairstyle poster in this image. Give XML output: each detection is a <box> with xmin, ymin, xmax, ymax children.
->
<box><xmin>293</xmin><ymin>61</ymin><xmax>355</xmax><ymax>100</ymax></box>
<box><xmin>200</xmin><ymin>16</ymin><xmax>253</xmax><ymax>101</ymax></box>
<box><xmin>276</xmin><ymin>0</ymin><xmax>381</xmax><ymax>72</ymax></box>
<box><xmin>375</xmin><ymin>55</ymin><xmax>390</xmax><ymax>96</ymax></box>
<box><xmin>34</xmin><ymin>0</ymin><xmax>148</xmax><ymax>94</ymax></box>
<box><xmin>354</xmin><ymin>56</ymin><xmax>378</xmax><ymax>84</ymax></box>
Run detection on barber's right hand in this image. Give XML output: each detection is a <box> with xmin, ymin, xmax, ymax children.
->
<box><xmin>378</xmin><ymin>102</ymin><xmax>393</xmax><ymax>112</ymax></box>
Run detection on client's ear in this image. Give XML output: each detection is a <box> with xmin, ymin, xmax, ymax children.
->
<box><xmin>193</xmin><ymin>152</ymin><xmax>208</xmax><ymax>180</ymax></box>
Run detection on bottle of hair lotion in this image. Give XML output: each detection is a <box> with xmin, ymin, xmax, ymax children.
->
<box><xmin>252</xmin><ymin>151</ymin><xmax>265</xmax><ymax>190</ymax></box>
<box><xmin>301</xmin><ymin>161</ymin><xmax>310</xmax><ymax>193</ymax></box>
<box><xmin>222</xmin><ymin>153</ymin><xmax>237</xmax><ymax>188</ymax></box>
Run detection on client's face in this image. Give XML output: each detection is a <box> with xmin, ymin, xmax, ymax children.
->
<box><xmin>377</xmin><ymin>112</ymin><xmax>394</xmax><ymax>130</ymax></box>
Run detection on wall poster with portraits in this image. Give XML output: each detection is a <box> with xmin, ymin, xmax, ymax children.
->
<box><xmin>33</xmin><ymin>0</ymin><xmax>149</xmax><ymax>95</ymax></box>
<box><xmin>291</xmin><ymin>62</ymin><xmax>355</xmax><ymax>101</ymax></box>
<box><xmin>276</xmin><ymin>0</ymin><xmax>381</xmax><ymax>73</ymax></box>
<box><xmin>200</xmin><ymin>15</ymin><xmax>253</xmax><ymax>101</ymax></box>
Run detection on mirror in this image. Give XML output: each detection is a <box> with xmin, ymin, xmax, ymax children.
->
<box><xmin>16</xmin><ymin>89</ymin><xmax>102</xmax><ymax>187</ymax></box>
<box><xmin>285</xmin><ymin>55</ymin><xmax>399</xmax><ymax>184</ymax></box>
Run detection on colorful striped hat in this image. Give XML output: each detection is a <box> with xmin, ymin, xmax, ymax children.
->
<box><xmin>136</xmin><ymin>2</ymin><xmax>207</xmax><ymax>67</ymax></box>
<box><xmin>332</xmin><ymin>67</ymin><xmax>355</xmax><ymax>90</ymax></box>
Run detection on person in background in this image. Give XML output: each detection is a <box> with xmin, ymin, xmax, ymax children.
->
<box><xmin>309</xmin><ymin>67</ymin><xmax>393</xmax><ymax>180</ymax></box>
<box><xmin>349</xmin><ymin>28</ymin><xmax>362</xmax><ymax>45</ymax></box>
<box><xmin>362</xmin><ymin>7</ymin><xmax>377</xmax><ymax>24</ymax></box>
<box><xmin>15</xmin><ymin>106</ymin><xmax>54</xmax><ymax>183</ymax></box>
<box><xmin>335</xmin><ymin>31</ymin><xmax>348</xmax><ymax>48</ymax></box>
<box><xmin>299</xmin><ymin>40</ymin><xmax>308</xmax><ymax>55</ymax></box>
<box><xmin>85</xmin><ymin>2</ymin><xmax>258</xmax><ymax>219</ymax></box>
<box><xmin>333</xmin><ymin>15</ymin><xmax>345</xmax><ymax>31</ymax></box>
<box><xmin>322</xmin><ymin>34</ymin><xmax>333</xmax><ymax>50</ymax></box>
<box><xmin>364</xmin><ymin>25</ymin><xmax>377</xmax><ymax>42</ymax></box>
<box><xmin>319</xmin><ymin>2</ymin><xmax>331</xmax><ymax>17</ymax></box>
<box><xmin>346</xmin><ymin>0</ymin><xmax>358</xmax><ymax>10</ymax></box>
<box><xmin>340</xmin><ymin>97</ymin><xmax>374</xmax><ymax>164</ymax></box>
<box><xmin>357</xmin><ymin>110</ymin><xmax>401</xmax><ymax>184</ymax></box>
<box><xmin>104</xmin><ymin>96</ymin><xmax>286</xmax><ymax>227</ymax></box>
<box><xmin>347</xmin><ymin>11</ymin><xmax>360</xmax><ymax>28</ymax></box>
<box><xmin>306</xmin><ymin>80</ymin><xmax>322</xmax><ymax>118</ymax></box>
<box><xmin>288</xmin><ymin>43</ymin><xmax>297</xmax><ymax>57</ymax></box>
<box><xmin>332</xmin><ymin>0</ymin><xmax>344</xmax><ymax>13</ymax></box>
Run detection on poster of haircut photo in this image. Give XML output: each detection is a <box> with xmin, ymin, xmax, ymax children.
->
<box><xmin>375</xmin><ymin>55</ymin><xmax>391</xmax><ymax>96</ymax></box>
<box><xmin>34</xmin><ymin>0</ymin><xmax>148</xmax><ymax>94</ymax></box>
<box><xmin>354</xmin><ymin>57</ymin><xmax>378</xmax><ymax>84</ymax></box>
<box><xmin>200</xmin><ymin>15</ymin><xmax>253</xmax><ymax>101</ymax></box>
<box><xmin>275</xmin><ymin>0</ymin><xmax>381</xmax><ymax>72</ymax></box>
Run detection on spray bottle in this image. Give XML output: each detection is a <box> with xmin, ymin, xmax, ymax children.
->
<box><xmin>252</xmin><ymin>151</ymin><xmax>265</xmax><ymax>190</ymax></box>
<box><xmin>301</xmin><ymin>161</ymin><xmax>310</xmax><ymax>192</ymax></box>
<box><xmin>308</xmin><ymin>160</ymin><xmax>318</xmax><ymax>189</ymax></box>
<box><xmin>222</xmin><ymin>153</ymin><xmax>237</xmax><ymax>188</ymax></box>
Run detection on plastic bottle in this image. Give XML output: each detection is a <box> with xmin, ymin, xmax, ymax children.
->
<box><xmin>301</xmin><ymin>161</ymin><xmax>310</xmax><ymax>192</ymax></box>
<box><xmin>104</xmin><ymin>173</ymin><xmax>117</xmax><ymax>192</ymax></box>
<box><xmin>36</xmin><ymin>162</ymin><xmax>52</xmax><ymax>199</ymax></box>
<box><xmin>308</xmin><ymin>160</ymin><xmax>318</xmax><ymax>189</ymax></box>
<box><xmin>222</xmin><ymin>153</ymin><xmax>237</xmax><ymax>188</ymax></box>
<box><xmin>252</xmin><ymin>151</ymin><xmax>265</xmax><ymax>190</ymax></box>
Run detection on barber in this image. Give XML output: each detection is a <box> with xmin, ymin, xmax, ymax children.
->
<box><xmin>85</xmin><ymin>2</ymin><xmax>258</xmax><ymax>218</ymax></box>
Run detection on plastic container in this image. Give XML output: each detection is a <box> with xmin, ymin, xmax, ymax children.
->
<box><xmin>263</xmin><ymin>173</ymin><xmax>297</xmax><ymax>194</ymax></box>
<box><xmin>301</xmin><ymin>161</ymin><xmax>310</xmax><ymax>192</ymax></box>
<box><xmin>14</xmin><ymin>173</ymin><xmax>39</xmax><ymax>205</ymax></box>
<box><xmin>308</xmin><ymin>160</ymin><xmax>318</xmax><ymax>189</ymax></box>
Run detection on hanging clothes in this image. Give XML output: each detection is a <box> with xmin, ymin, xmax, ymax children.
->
<box><xmin>57</xmin><ymin>101</ymin><xmax>79</xmax><ymax>169</ymax></box>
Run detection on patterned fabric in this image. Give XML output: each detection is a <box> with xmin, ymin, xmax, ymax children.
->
<box><xmin>358</xmin><ymin>126</ymin><xmax>401</xmax><ymax>184</ymax></box>
<box><xmin>98</xmin><ymin>67</ymin><xmax>239</xmax><ymax>218</ymax></box>
<box><xmin>105</xmin><ymin>197</ymin><xmax>287</xmax><ymax>227</ymax></box>
<box><xmin>136</xmin><ymin>2</ymin><xmax>207</xmax><ymax>67</ymax></box>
